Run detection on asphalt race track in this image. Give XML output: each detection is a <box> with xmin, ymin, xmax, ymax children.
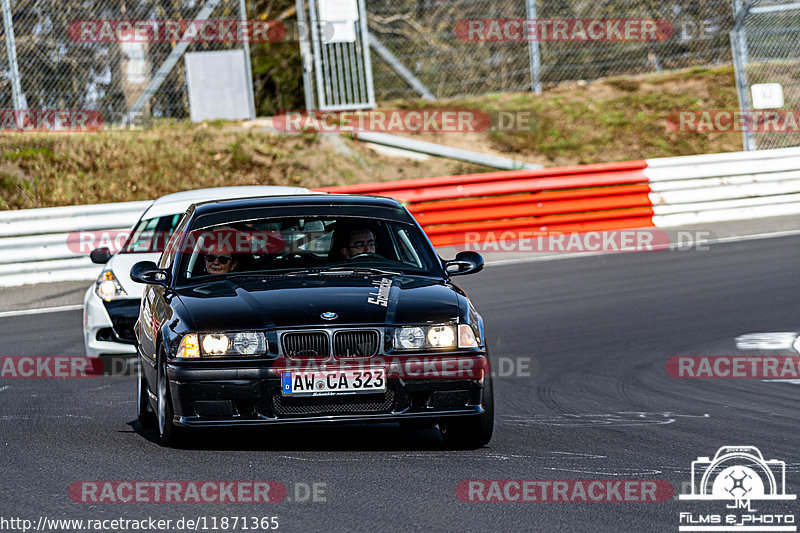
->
<box><xmin>1</xmin><ymin>235</ymin><xmax>799</xmax><ymax>532</ymax></box>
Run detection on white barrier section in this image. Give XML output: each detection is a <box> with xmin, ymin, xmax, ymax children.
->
<box><xmin>646</xmin><ymin>147</ymin><xmax>800</xmax><ymax>226</ymax></box>
<box><xmin>0</xmin><ymin>201</ymin><xmax>149</xmax><ymax>287</ymax></box>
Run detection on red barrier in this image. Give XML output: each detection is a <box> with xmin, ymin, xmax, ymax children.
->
<box><xmin>314</xmin><ymin>160</ymin><xmax>655</xmax><ymax>247</ymax></box>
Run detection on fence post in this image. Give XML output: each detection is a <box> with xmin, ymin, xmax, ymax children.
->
<box><xmin>731</xmin><ymin>0</ymin><xmax>755</xmax><ymax>151</ymax></box>
<box><xmin>238</xmin><ymin>0</ymin><xmax>256</xmax><ymax>119</ymax></box>
<box><xmin>525</xmin><ymin>0</ymin><xmax>541</xmax><ymax>94</ymax></box>
<box><xmin>1</xmin><ymin>0</ymin><xmax>24</xmax><ymax>110</ymax></box>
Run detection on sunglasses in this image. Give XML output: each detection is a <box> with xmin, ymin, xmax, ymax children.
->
<box><xmin>204</xmin><ymin>254</ymin><xmax>232</xmax><ymax>264</ymax></box>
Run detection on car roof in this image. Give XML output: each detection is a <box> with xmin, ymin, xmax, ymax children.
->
<box><xmin>191</xmin><ymin>193</ymin><xmax>402</xmax><ymax>217</ymax></box>
<box><xmin>140</xmin><ymin>186</ymin><xmax>312</xmax><ymax>219</ymax></box>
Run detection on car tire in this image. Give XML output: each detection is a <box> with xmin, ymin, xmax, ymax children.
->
<box><xmin>137</xmin><ymin>358</ymin><xmax>155</xmax><ymax>428</ymax></box>
<box><xmin>439</xmin><ymin>364</ymin><xmax>494</xmax><ymax>449</ymax></box>
<box><xmin>156</xmin><ymin>348</ymin><xmax>182</xmax><ymax>447</ymax></box>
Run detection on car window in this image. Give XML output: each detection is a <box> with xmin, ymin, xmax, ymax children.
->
<box><xmin>124</xmin><ymin>213</ymin><xmax>182</xmax><ymax>253</ymax></box>
<box><xmin>175</xmin><ymin>215</ymin><xmax>439</xmax><ymax>284</ymax></box>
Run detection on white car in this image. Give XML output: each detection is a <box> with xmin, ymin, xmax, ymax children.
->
<box><xmin>83</xmin><ymin>186</ymin><xmax>310</xmax><ymax>358</ymax></box>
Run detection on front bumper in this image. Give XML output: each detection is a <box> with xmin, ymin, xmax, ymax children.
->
<box><xmin>162</xmin><ymin>355</ymin><xmax>487</xmax><ymax>428</ymax></box>
<box><xmin>83</xmin><ymin>287</ymin><xmax>138</xmax><ymax>357</ymax></box>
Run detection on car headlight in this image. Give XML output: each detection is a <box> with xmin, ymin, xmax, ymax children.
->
<box><xmin>395</xmin><ymin>327</ymin><xmax>426</xmax><ymax>349</ymax></box>
<box><xmin>199</xmin><ymin>332</ymin><xmax>266</xmax><ymax>356</ymax></box>
<box><xmin>394</xmin><ymin>324</ymin><xmax>478</xmax><ymax>350</ymax></box>
<box><xmin>95</xmin><ymin>270</ymin><xmax>127</xmax><ymax>301</ymax></box>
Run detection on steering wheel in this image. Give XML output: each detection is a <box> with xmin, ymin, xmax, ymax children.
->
<box><xmin>349</xmin><ymin>252</ymin><xmax>380</xmax><ymax>260</ymax></box>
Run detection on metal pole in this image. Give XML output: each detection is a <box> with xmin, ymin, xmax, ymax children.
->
<box><xmin>730</xmin><ymin>31</ymin><xmax>755</xmax><ymax>151</ymax></box>
<box><xmin>731</xmin><ymin>1</ymin><xmax>754</xmax><ymax>151</ymax></box>
<box><xmin>357</xmin><ymin>0</ymin><xmax>375</xmax><ymax>107</ymax></box>
<box><xmin>733</xmin><ymin>0</ymin><xmax>749</xmax><ymax>65</ymax></box>
<box><xmin>352</xmin><ymin>131</ymin><xmax>542</xmax><ymax>170</ymax></box>
<box><xmin>368</xmin><ymin>35</ymin><xmax>433</xmax><ymax>101</ymax></box>
<box><xmin>238</xmin><ymin>0</ymin><xmax>256</xmax><ymax>119</ymax></box>
<box><xmin>296</xmin><ymin>0</ymin><xmax>316</xmax><ymax>110</ymax></box>
<box><xmin>525</xmin><ymin>0</ymin><xmax>541</xmax><ymax>94</ymax></box>
<box><xmin>1</xmin><ymin>0</ymin><xmax>24</xmax><ymax>110</ymax></box>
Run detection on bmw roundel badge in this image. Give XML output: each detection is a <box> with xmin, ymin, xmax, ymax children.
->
<box><xmin>321</xmin><ymin>311</ymin><xmax>338</xmax><ymax>320</ymax></box>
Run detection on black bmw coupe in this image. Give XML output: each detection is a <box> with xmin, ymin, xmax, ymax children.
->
<box><xmin>132</xmin><ymin>194</ymin><xmax>492</xmax><ymax>448</ymax></box>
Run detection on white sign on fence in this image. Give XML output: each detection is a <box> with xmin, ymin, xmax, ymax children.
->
<box><xmin>751</xmin><ymin>83</ymin><xmax>784</xmax><ymax>109</ymax></box>
<box><xmin>184</xmin><ymin>50</ymin><xmax>253</xmax><ymax>122</ymax></box>
<box><xmin>318</xmin><ymin>0</ymin><xmax>359</xmax><ymax>43</ymax></box>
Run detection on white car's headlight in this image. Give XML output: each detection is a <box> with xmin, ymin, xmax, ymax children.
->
<box><xmin>200</xmin><ymin>332</ymin><xmax>266</xmax><ymax>356</ymax></box>
<box><xmin>394</xmin><ymin>324</ymin><xmax>477</xmax><ymax>350</ymax></box>
<box><xmin>95</xmin><ymin>270</ymin><xmax>128</xmax><ymax>301</ymax></box>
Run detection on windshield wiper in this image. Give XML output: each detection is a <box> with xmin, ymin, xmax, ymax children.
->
<box><xmin>317</xmin><ymin>266</ymin><xmax>402</xmax><ymax>276</ymax></box>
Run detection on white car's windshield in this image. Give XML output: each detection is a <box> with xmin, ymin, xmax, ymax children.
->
<box><xmin>124</xmin><ymin>213</ymin><xmax>182</xmax><ymax>253</ymax></box>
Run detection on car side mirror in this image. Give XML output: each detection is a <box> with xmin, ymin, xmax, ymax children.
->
<box><xmin>90</xmin><ymin>247</ymin><xmax>112</xmax><ymax>264</ymax></box>
<box><xmin>444</xmin><ymin>251</ymin><xmax>484</xmax><ymax>276</ymax></box>
<box><xmin>130</xmin><ymin>261</ymin><xmax>170</xmax><ymax>287</ymax></box>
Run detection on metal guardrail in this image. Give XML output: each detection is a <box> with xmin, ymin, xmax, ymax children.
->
<box><xmin>2</xmin><ymin>147</ymin><xmax>799</xmax><ymax>287</ymax></box>
<box><xmin>0</xmin><ymin>202</ymin><xmax>149</xmax><ymax>287</ymax></box>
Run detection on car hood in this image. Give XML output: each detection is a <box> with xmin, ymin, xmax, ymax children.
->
<box><xmin>106</xmin><ymin>252</ymin><xmax>162</xmax><ymax>297</ymax></box>
<box><xmin>173</xmin><ymin>274</ymin><xmax>460</xmax><ymax>330</ymax></box>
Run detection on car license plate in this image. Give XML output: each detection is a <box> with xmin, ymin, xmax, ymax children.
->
<box><xmin>281</xmin><ymin>369</ymin><xmax>386</xmax><ymax>396</ymax></box>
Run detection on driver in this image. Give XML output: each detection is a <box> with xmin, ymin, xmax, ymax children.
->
<box><xmin>341</xmin><ymin>228</ymin><xmax>378</xmax><ymax>259</ymax></box>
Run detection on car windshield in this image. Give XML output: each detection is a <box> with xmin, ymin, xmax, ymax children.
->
<box><xmin>124</xmin><ymin>213</ymin><xmax>183</xmax><ymax>253</ymax></box>
<box><xmin>174</xmin><ymin>214</ymin><xmax>440</xmax><ymax>284</ymax></box>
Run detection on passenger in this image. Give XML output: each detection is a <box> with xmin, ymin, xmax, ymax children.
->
<box><xmin>202</xmin><ymin>237</ymin><xmax>239</xmax><ymax>275</ymax></box>
<box><xmin>340</xmin><ymin>228</ymin><xmax>378</xmax><ymax>259</ymax></box>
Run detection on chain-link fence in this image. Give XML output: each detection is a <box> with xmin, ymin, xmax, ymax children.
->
<box><xmin>366</xmin><ymin>0</ymin><xmax>734</xmax><ymax>100</ymax></box>
<box><xmin>0</xmin><ymin>0</ymin><xmax>249</xmax><ymax>126</ymax></box>
<box><xmin>732</xmin><ymin>0</ymin><xmax>800</xmax><ymax>150</ymax></box>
